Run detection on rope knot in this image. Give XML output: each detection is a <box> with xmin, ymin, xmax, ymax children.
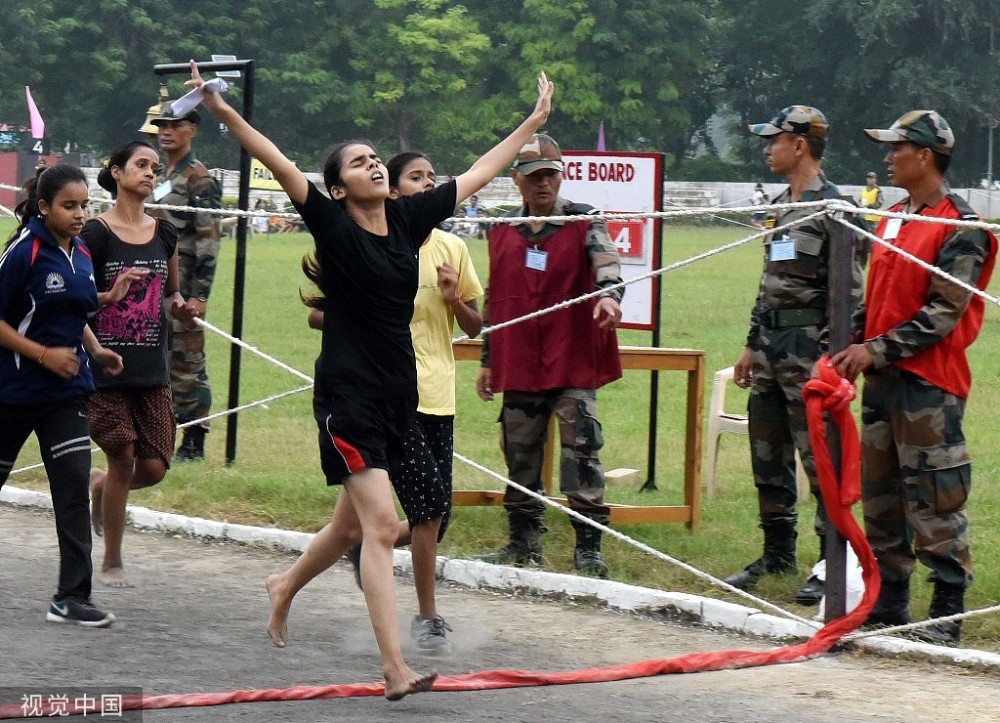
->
<box><xmin>803</xmin><ymin>357</ymin><xmax>855</xmax><ymax>412</ymax></box>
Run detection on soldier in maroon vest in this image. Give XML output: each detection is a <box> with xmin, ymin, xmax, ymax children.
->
<box><xmin>475</xmin><ymin>134</ymin><xmax>623</xmax><ymax>577</ymax></box>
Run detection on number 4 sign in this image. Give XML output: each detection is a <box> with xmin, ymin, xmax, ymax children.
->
<box><xmin>561</xmin><ymin>151</ymin><xmax>662</xmax><ymax>329</ymax></box>
<box><xmin>606</xmin><ymin>216</ymin><xmax>645</xmax><ymax>261</ymax></box>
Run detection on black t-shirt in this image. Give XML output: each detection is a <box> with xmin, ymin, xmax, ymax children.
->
<box><xmin>293</xmin><ymin>180</ymin><xmax>457</xmax><ymax>399</ymax></box>
<box><xmin>82</xmin><ymin>217</ymin><xmax>178</xmax><ymax>388</ymax></box>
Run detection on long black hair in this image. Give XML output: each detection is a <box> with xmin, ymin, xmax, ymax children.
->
<box><xmin>301</xmin><ymin>138</ymin><xmax>381</xmax><ymax>309</ymax></box>
<box><xmin>7</xmin><ymin>164</ymin><xmax>88</xmax><ymax>247</ymax></box>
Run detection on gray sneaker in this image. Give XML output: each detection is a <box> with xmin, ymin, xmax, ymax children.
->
<box><xmin>410</xmin><ymin>615</ymin><xmax>454</xmax><ymax>655</ymax></box>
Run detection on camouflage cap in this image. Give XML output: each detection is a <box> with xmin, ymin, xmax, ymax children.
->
<box><xmin>748</xmin><ymin>105</ymin><xmax>829</xmax><ymax>140</ymax></box>
<box><xmin>512</xmin><ymin>133</ymin><xmax>564</xmax><ymax>175</ymax></box>
<box><xmin>863</xmin><ymin>110</ymin><xmax>954</xmax><ymax>156</ymax></box>
<box><xmin>151</xmin><ymin>105</ymin><xmax>201</xmax><ymax>126</ymax></box>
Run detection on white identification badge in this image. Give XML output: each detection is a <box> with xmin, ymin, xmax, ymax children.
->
<box><xmin>770</xmin><ymin>236</ymin><xmax>797</xmax><ymax>262</ymax></box>
<box><xmin>153</xmin><ymin>179</ymin><xmax>173</xmax><ymax>202</ymax></box>
<box><xmin>882</xmin><ymin>217</ymin><xmax>902</xmax><ymax>240</ymax></box>
<box><xmin>526</xmin><ymin>247</ymin><xmax>548</xmax><ymax>271</ymax></box>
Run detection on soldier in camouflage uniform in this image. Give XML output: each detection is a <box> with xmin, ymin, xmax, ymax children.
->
<box><xmin>831</xmin><ymin>111</ymin><xmax>997</xmax><ymax>645</ymax></box>
<box><xmin>150</xmin><ymin>107</ymin><xmax>222</xmax><ymax>461</ymax></box>
<box><xmin>725</xmin><ymin>106</ymin><xmax>865</xmax><ymax>604</ymax></box>
<box><xmin>475</xmin><ymin>134</ymin><xmax>623</xmax><ymax>577</ymax></box>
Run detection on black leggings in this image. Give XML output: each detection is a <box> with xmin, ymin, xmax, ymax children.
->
<box><xmin>0</xmin><ymin>397</ymin><xmax>93</xmax><ymax>601</ymax></box>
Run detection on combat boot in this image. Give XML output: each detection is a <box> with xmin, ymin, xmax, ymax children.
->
<box><xmin>864</xmin><ymin>577</ymin><xmax>911</xmax><ymax>627</ymax></box>
<box><xmin>475</xmin><ymin>509</ymin><xmax>544</xmax><ymax>566</ymax></box>
<box><xmin>794</xmin><ymin>536</ymin><xmax>826</xmax><ymax>606</ymax></box>
<box><xmin>175</xmin><ymin>426</ymin><xmax>206</xmax><ymax>462</ymax></box>
<box><xmin>912</xmin><ymin>582</ymin><xmax>964</xmax><ymax>647</ymax></box>
<box><xmin>723</xmin><ymin>517</ymin><xmax>797</xmax><ymax>591</ymax></box>
<box><xmin>572</xmin><ymin>519</ymin><xmax>609</xmax><ymax>578</ymax></box>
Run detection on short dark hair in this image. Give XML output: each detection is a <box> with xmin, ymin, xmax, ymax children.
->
<box><xmin>805</xmin><ymin>136</ymin><xmax>826</xmax><ymax>160</ymax></box>
<box><xmin>931</xmin><ymin>149</ymin><xmax>951</xmax><ymax>175</ymax></box>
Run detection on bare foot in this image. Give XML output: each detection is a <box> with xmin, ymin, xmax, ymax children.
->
<box><xmin>98</xmin><ymin>566</ymin><xmax>133</xmax><ymax>588</ymax></box>
<box><xmin>89</xmin><ymin>469</ymin><xmax>106</xmax><ymax>537</ymax></box>
<box><xmin>384</xmin><ymin>668</ymin><xmax>438</xmax><ymax>701</ymax></box>
<box><xmin>265</xmin><ymin>574</ymin><xmax>290</xmax><ymax>648</ymax></box>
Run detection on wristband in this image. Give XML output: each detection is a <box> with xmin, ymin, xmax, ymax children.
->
<box><xmin>37</xmin><ymin>347</ymin><xmax>48</xmax><ymax>365</ymax></box>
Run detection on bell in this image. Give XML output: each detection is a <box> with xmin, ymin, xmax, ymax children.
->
<box><xmin>138</xmin><ymin>85</ymin><xmax>171</xmax><ymax>135</ymax></box>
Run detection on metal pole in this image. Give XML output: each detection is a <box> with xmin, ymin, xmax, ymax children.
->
<box><xmin>154</xmin><ymin>59</ymin><xmax>255</xmax><ymax>465</ymax></box>
<box><xmin>640</xmin><ymin>160</ymin><xmax>666</xmax><ymax>492</ymax></box>
<box><xmin>823</xmin><ymin>218</ymin><xmax>854</xmax><ymax>622</ymax></box>
<box><xmin>988</xmin><ymin>124</ymin><xmax>994</xmax><ymax>186</ymax></box>
<box><xmin>641</xmin><ymin>330</ymin><xmax>661</xmax><ymax>491</ymax></box>
<box><xmin>987</xmin><ymin>124</ymin><xmax>995</xmax><ymax>219</ymax></box>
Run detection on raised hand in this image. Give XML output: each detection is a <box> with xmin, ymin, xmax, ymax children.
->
<box><xmin>185</xmin><ymin>59</ymin><xmax>227</xmax><ymax>115</ymax></box>
<box><xmin>532</xmin><ymin>72</ymin><xmax>554</xmax><ymax>125</ymax></box>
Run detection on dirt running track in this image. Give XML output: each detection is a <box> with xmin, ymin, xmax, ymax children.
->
<box><xmin>1</xmin><ymin>504</ymin><xmax>997</xmax><ymax>722</ymax></box>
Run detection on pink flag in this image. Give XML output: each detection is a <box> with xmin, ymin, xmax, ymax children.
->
<box><xmin>25</xmin><ymin>86</ymin><xmax>45</xmax><ymax>139</ymax></box>
<box><xmin>596</xmin><ymin>120</ymin><xmax>607</xmax><ymax>151</ymax></box>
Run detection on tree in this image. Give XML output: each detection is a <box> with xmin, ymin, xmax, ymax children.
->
<box><xmin>246</xmin><ymin>0</ymin><xmax>490</xmax><ymax>171</ymax></box>
<box><xmin>714</xmin><ymin>0</ymin><xmax>1000</xmax><ymax>184</ymax></box>
<box><xmin>0</xmin><ymin>0</ymin><xmax>249</xmax><ymax>166</ymax></box>
<box><xmin>478</xmin><ymin>0</ymin><xmax>714</xmax><ymax>169</ymax></box>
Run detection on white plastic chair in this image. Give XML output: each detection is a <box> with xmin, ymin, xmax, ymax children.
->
<box><xmin>705</xmin><ymin>367</ymin><xmax>748</xmax><ymax>496</ymax></box>
<box><xmin>704</xmin><ymin>366</ymin><xmax>807</xmax><ymax>498</ymax></box>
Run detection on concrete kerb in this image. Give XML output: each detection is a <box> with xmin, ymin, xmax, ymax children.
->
<box><xmin>4</xmin><ymin>484</ymin><xmax>999</xmax><ymax>672</ymax></box>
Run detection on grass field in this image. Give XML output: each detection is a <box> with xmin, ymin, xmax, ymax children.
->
<box><xmin>4</xmin><ymin>214</ymin><xmax>1000</xmax><ymax>650</ymax></box>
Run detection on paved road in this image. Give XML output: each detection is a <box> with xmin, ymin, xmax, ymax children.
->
<box><xmin>2</xmin><ymin>504</ymin><xmax>997</xmax><ymax>722</ymax></box>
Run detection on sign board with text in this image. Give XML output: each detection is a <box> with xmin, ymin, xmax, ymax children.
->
<box><xmin>250</xmin><ymin>157</ymin><xmax>284</xmax><ymax>190</ymax></box>
<box><xmin>560</xmin><ymin>151</ymin><xmax>662</xmax><ymax>330</ymax></box>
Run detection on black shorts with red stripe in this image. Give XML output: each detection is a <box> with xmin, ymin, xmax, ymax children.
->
<box><xmin>314</xmin><ymin>391</ymin><xmax>415</xmax><ymax>485</ymax></box>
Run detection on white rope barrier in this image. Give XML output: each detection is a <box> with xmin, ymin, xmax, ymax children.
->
<box><xmin>6</xmin><ymin>183</ymin><xmax>998</xmax><ymax>636</ymax></box>
<box><xmin>193</xmin><ymin>318</ymin><xmax>315</xmax><ymax>384</ymax></box>
<box><xmin>175</xmin><ymin>383</ymin><xmax>314</xmax><ymax>429</ymax></box>
<box><xmin>662</xmin><ymin>195</ymin><xmax>761</xmax><ymax>232</ymax></box>
<box><xmin>826</xmin><ymin>198</ymin><xmax>1000</xmax><ymax>234</ymax></box>
<box><xmin>3</xmin><ymin>178</ymin><xmax>1000</xmax><ymax>232</ymax></box>
<box><xmin>843</xmin><ymin>604</ymin><xmax>1000</xmax><ymax>642</ymax></box>
<box><xmin>453</xmin><ymin>451</ymin><xmax>819</xmax><ymax>628</ymax></box>
<box><xmin>833</xmin><ymin>216</ymin><xmax>1000</xmax><ymax>308</ymax></box>
<box><xmin>8</xmin><ymin>383</ymin><xmax>313</xmax><ymax>477</ymax></box>
<box><xmin>455</xmin><ymin>208</ymin><xmax>833</xmax><ymax>342</ymax></box>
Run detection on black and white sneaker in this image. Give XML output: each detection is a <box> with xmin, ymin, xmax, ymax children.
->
<box><xmin>46</xmin><ymin>597</ymin><xmax>116</xmax><ymax>628</ymax></box>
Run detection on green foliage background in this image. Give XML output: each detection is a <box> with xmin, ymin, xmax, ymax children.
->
<box><xmin>2</xmin><ymin>0</ymin><xmax>998</xmax><ymax>183</ymax></box>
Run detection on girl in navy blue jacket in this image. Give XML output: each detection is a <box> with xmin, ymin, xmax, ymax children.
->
<box><xmin>0</xmin><ymin>164</ymin><xmax>122</xmax><ymax>627</ymax></box>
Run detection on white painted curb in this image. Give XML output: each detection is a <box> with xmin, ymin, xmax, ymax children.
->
<box><xmin>4</xmin><ymin>484</ymin><xmax>998</xmax><ymax>671</ymax></box>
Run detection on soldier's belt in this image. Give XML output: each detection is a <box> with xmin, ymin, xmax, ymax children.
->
<box><xmin>761</xmin><ymin>307</ymin><xmax>827</xmax><ymax>329</ymax></box>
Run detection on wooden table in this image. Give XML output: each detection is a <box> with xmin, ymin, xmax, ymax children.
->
<box><xmin>451</xmin><ymin>340</ymin><xmax>704</xmax><ymax>529</ymax></box>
